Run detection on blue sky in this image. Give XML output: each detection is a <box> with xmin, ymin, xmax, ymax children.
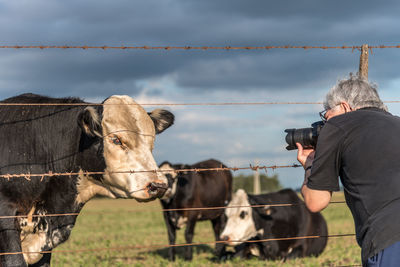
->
<box><xmin>1</xmin><ymin>0</ymin><xmax>400</xmax><ymax>188</ymax></box>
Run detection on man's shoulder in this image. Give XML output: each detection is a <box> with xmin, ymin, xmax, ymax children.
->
<box><xmin>351</xmin><ymin>107</ymin><xmax>392</xmax><ymax>119</ymax></box>
<box><xmin>329</xmin><ymin>108</ymin><xmax>394</xmax><ymax>126</ymax></box>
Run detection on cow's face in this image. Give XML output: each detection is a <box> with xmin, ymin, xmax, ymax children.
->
<box><xmin>220</xmin><ymin>189</ymin><xmax>258</xmax><ymax>245</ymax></box>
<box><xmin>78</xmin><ymin>95</ymin><xmax>174</xmax><ymax>201</ymax></box>
<box><xmin>158</xmin><ymin>162</ymin><xmax>178</xmax><ymax>202</ymax></box>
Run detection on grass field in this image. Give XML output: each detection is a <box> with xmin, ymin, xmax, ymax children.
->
<box><xmin>51</xmin><ymin>192</ymin><xmax>361</xmax><ymax>266</ymax></box>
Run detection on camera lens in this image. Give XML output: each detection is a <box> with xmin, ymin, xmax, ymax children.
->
<box><xmin>284</xmin><ymin>121</ymin><xmax>324</xmax><ymax>150</ymax></box>
<box><xmin>285</xmin><ymin>127</ymin><xmax>314</xmax><ymax>150</ymax></box>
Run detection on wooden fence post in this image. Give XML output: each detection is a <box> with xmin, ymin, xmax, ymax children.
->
<box><xmin>253</xmin><ymin>161</ymin><xmax>260</xmax><ymax>194</ymax></box>
<box><xmin>359</xmin><ymin>44</ymin><xmax>369</xmax><ymax>80</ymax></box>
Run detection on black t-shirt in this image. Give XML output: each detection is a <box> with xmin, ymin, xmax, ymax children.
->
<box><xmin>307</xmin><ymin>107</ymin><xmax>400</xmax><ymax>263</ymax></box>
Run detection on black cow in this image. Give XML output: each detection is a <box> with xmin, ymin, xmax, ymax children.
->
<box><xmin>158</xmin><ymin>159</ymin><xmax>233</xmax><ymax>261</ymax></box>
<box><xmin>0</xmin><ymin>93</ymin><xmax>174</xmax><ymax>267</ymax></box>
<box><xmin>220</xmin><ymin>189</ymin><xmax>328</xmax><ymax>261</ymax></box>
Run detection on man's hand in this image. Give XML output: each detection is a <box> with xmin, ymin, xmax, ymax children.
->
<box><xmin>296</xmin><ymin>143</ymin><xmax>315</xmax><ymax>169</ymax></box>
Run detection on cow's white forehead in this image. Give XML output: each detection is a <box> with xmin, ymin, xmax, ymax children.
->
<box><xmin>226</xmin><ymin>189</ymin><xmax>251</xmax><ymax>216</ymax></box>
<box><xmin>222</xmin><ymin>189</ymin><xmax>258</xmax><ymax>244</ymax></box>
<box><xmin>159</xmin><ymin>162</ymin><xmax>178</xmax><ymax>179</ymax></box>
<box><xmin>102</xmin><ymin>95</ymin><xmax>155</xmax><ymax>138</ymax></box>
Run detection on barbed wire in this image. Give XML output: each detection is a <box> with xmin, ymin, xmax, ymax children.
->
<box><xmin>0</xmin><ymin>201</ymin><xmax>347</xmax><ymax>220</ymax></box>
<box><xmin>0</xmin><ymin>233</ymin><xmax>356</xmax><ymax>257</ymax></box>
<box><xmin>0</xmin><ymin>101</ymin><xmax>323</xmax><ymax>106</ymax></box>
<box><xmin>0</xmin><ymin>163</ymin><xmax>302</xmax><ymax>180</ymax></box>
<box><xmin>0</xmin><ymin>44</ymin><xmax>400</xmax><ymax>51</ymax></box>
<box><xmin>1</xmin><ymin>100</ymin><xmax>400</xmax><ymax>107</ymax></box>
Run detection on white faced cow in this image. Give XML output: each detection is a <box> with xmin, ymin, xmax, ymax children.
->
<box><xmin>0</xmin><ymin>93</ymin><xmax>174</xmax><ymax>267</ymax></box>
<box><xmin>220</xmin><ymin>189</ymin><xmax>328</xmax><ymax>261</ymax></box>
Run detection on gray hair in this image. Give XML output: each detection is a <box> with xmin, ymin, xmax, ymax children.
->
<box><xmin>324</xmin><ymin>74</ymin><xmax>387</xmax><ymax>111</ymax></box>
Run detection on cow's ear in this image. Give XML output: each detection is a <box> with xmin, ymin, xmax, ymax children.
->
<box><xmin>248</xmin><ymin>197</ymin><xmax>274</xmax><ymax>218</ymax></box>
<box><xmin>254</xmin><ymin>206</ymin><xmax>275</xmax><ymax>218</ymax></box>
<box><xmin>78</xmin><ymin>107</ymin><xmax>102</xmax><ymax>137</ymax></box>
<box><xmin>263</xmin><ymin>205</ymin><xmax>273</xmax><ymax>216</ymax></box>
<box><xmin>148</xmin><ymin>109</ymin><xmax>174</xmax><ymax>134</ymax></box>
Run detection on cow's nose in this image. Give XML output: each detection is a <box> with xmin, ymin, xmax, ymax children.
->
<box><xmin>221</xmin><ymin>235</ymin><xmax>230</xmax><ymax>242</ymax></box>
<box><xmin>146</xmin><ymin>181</ymin><xmax>168</xmax><ymax>198</ymax></box>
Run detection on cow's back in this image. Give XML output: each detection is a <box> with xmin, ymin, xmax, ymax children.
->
<box><xmin>0</xmin><ymin>94</ymin><xmax>88</xmax><ymax>200</ymax></box>
<box><xmin>190</xmin><ymin>159</ymin><xmax>232</xmax><ymax>207</ymax></box>
<box><xmin>271</xmin><ymin>189</ymin><xmax>328</xmax><ymax>257</ymax></box>
<box><xmin>0</xmin><ymin>93</ymin><xmax>86</xmax><ymax>171</ymax></box>
<box><xmin>249</xmin><ymin>189</ymin><xmax>327</xmax><ymax>258</ymax></box>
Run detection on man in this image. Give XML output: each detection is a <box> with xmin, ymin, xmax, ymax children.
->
<box><xmin>296</xmin><ymin>75</ymin><xmax>400</xmax><ymax>267</ymax></box>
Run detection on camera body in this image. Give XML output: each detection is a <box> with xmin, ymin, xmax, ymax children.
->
<box><xmin>284</xmin><ymin>121</ymin><xmax>325</xmax><ymax>150</ymax></box>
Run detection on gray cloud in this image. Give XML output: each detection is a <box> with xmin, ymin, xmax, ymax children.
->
<box><xmin>1</xmin><ymin>0</ymin><xmax>400</xmax><ymax>99</ymax></box>
<box><xmin>179</xmin><ymin>0</ymin><xmax>400</xmax><ymax>22</ymax></box>
<box><xmin>174</xmin><ymin>50</ymin><xmax>358</xmax><ymax>91</ymax></box>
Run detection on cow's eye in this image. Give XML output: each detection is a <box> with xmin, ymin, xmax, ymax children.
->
<box><xmin>111</xmin><ymin>136</ymin><xmax>122</xmax><ymax>146</ymax></box>
<box><xmin>239</xmin><ymin>211</ymin><xmax>247</xmax><ymax>219</ymax></box>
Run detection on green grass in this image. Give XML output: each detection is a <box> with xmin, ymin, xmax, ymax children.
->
<box><xmin>51</xmin><ymin>192</ymin><xmax>361</xmax><ymax>266</ymax></box>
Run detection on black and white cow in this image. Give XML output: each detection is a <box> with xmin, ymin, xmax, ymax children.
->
<box><xmin>158</xmin><ymin>159</ymin><xmax>232</xmax><ymax>261</ymax></box>
<box><xmin>0</xmin><ymin>93</ymin><xmax>174</xmax><ymax>267</ymax></box>
<box><xmin>220</xmin><ymin>189</ymin><xmax>328</xmax><ymax>261</ymax></box>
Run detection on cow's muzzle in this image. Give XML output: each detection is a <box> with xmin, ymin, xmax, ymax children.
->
<box><xmin>146</xmin><ymin>181</ymin><xmax>168</xmax><ymax>198</ymax></box>
<box><xmin>220</xmin><ymin>235</ymin><xmax>234</xmax><ymax>246</ymax></box>
<box><xmin>221</xmin><ymin>235</ymin><xmax>230</xmax><ymax>242</ymax></box>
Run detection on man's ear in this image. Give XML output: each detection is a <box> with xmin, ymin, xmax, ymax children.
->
<box><xmin>148</xmin><ymin>109</ymin><xmax>174</xmax><ymax>134</ymax></box>
<box><xmin>77</xmin><ymin>107</ymin><xmax>102</xmax><ymax>137</ymax></box>
<box><xmin>340</xmin><ymin>101</ymin><xmax>353</xmax><ymax>112</ymax></box>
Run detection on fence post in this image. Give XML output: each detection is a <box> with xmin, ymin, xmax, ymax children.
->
<box><xmin>253</xmin><ymin>161</ymin><xmax>260</xmax><ymax>194</ymax></box>
<box><xmin>359</xmin><ymin>44</ymin><xmax>369</xmax><ymax>80</ymax></box>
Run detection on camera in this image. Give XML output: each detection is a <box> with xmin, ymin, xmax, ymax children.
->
<box><xmin>284</xmin><ymin>121</ymin><xmax>325</xmax><ymax>150</ymax></box>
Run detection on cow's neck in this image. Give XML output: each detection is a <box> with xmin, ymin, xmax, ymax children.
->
<box><xmin>19</xmin><ymin>175</ymin><xmax>82</xmax><ymax>265</ymax></box>
<box><xmin>75</xmin><ymin>171</ymin><xmax>116</xmax><ymax>204</ymax></box>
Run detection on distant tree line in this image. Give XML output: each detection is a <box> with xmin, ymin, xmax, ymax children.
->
<box><xmin>233</xmin><ymin>173</ymin><xmax>282</xmax><ymax>194</ymax></box>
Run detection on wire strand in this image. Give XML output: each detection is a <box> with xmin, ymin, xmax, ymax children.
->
<box><xmin>1</xmin><ymin>101</ymin><xmax>400</xmax><ymax>106</ymax></box>
<box><xmin>0</xmin><ymin>164</ymin><xmax>302</xmax><ymax>180</ymax></box>
<box><xmin>0</xmin><ymin>233</ymin><xmax>356</xmax><ymax>257</ymax></box>
<box><xmin>0</xmin><ymin>44</ymin><xmax>400</xmax><ymax>50</ymax></box>
<box><xmin>0</xmin><ymin>201</ymin><xmax>347</xmax><ymax>220</ymax></box>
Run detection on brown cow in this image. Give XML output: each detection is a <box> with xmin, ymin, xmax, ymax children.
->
<box><xmin>159</xmin><ymin>159</ymin><xmax>232</xmax><ymax>261</ymax></box>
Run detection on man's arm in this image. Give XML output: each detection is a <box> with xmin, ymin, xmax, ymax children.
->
<box><xmin>296</xmin><ymin>143</ymin><xmax>332</xmax><ymax>213</ymax></box>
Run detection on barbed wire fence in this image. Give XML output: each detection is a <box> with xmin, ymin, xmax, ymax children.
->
<box><xmin>0</xmin><ymin>200</ymin><xmax>350</xmax><ymax>220</ymax></box>
<box><xmin>0</xmin><ymin>164</ymin><xmax>302</xmax><ymax>180</ymax></box>
<box><xmin>0</xmin><ymin>44</ymin><xmax>399</xmax><ymax>51</ymax></box>
<box><xmin>0</xmin><ymin>44</ymin><xmax>383</xmax><ymax>266</ymax></box>
<box><xmin>0</xmin><ymin>100</ymin><xmax>400</xmax><ymax>106</ymax></box>
<box><xmin>0</xmin><ymin>233</ymin><xmax>357</xmax><ymax>256</ymax></box>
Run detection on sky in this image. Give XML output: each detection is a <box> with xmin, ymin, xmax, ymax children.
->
<box><xmin>1</xmin><ymin>0</ymin><xmax>400</xmax><ymax>189</ymax></box>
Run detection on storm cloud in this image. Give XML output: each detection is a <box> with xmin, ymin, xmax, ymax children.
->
<box><xmin>1</xmin><ymin>0</ymin><xmax>400</xmax><ymax>98</ymax></box>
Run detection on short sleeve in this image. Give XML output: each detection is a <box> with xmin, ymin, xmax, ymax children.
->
<box><xmin>307</xmin><ymin>122</ymin><xmax>344</xmax><ymax>191</ymax></box>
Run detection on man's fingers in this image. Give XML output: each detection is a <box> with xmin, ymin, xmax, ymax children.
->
<box><xmin>296</xmin><ymin>143</ymin><xmax>306</xmax><ymax>166</ymax></box>
<box><xmin>296</xmin><ymin>142</ymin><xmax>303</xmax><ymax>151</ymax></box>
